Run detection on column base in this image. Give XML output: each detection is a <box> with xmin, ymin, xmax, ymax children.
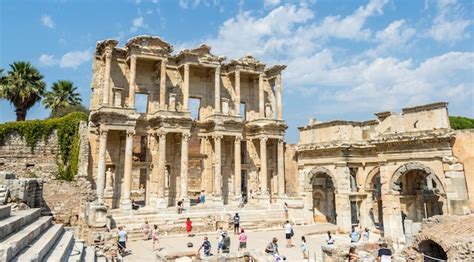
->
<box><xmin>182</xmin><ymin>198</ymin><xmax>191</xmax><ymax>208</ymax></box>
<box><xmin>120</xmin><ymin>198</ymin><xmax>132</xmax><ymax>210</ymax></box>
<box><xmin>150</xmin><ymin>197</ymin><xmax>168</xmax><ymax>209</ymax></box>
<box><xmin>210</xmin><ymin>196</ymin><xmax>225</xmax><ymax>206</ymax></box>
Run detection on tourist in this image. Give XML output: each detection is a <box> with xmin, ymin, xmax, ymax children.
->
<box><xmin>177</xmin><ymin>199</ymin><xmax>184</xmax><ymax>214</ymax></box>
<box><xmin>142</xmin><ymin>219</ymin><xmax>151</xmax><ymax>240</ymax></box>
<box><xmin>238</xmin><ymin>193</ymin><xmax>245</xmax><ymax>208</ymax></box>
<box><xmin>233</xmin><ymin>213</ymin><xmax>240</xmax><ymax>234</ymax></box>
<box><xmin>350</xmin><ymin>226</ymin><xmax>360</xmax><ymax>243</ymax></box>
<box><xmin>363</xmin><ymin>227</ymin><xmax>370</xmax><ymax>242</ymax></box>
<box><xmin>199</xmin><ymin>190</ymin><xmax>206</xmax><ymax>204</ymax></box>
<box><xmin>116</xmin><ymin>226</ymin><xmax>127</xmax><ymax>256</ymax></box>
<box><xmin>300</xmin><ymin>236</ymin><xmax>308</xmax><ymax>260</ymax></box>
<box><xmin>186</xmin><ymin>217</ymin><xmax>193</xmax><ymax>236</ymax></box>
<box><xmin>238</xmin><ymin>228</ymin><xmax>247</xmax><ymax>250</ymax></box>
<box><xmin>197</xmin><ymin>236</ymin><xmax>212</xmax><ymax>257</ymax></box>
<box><xmin>284</xmin><ymin>202</ymin><xmax>289</xmax><ymax>219</ymax></box>
<box><xmin>326</xmin><ymin>231</ymin><xmax>335</xmax><ymax>245</ymax></box>
<box><xmin>131</xmin><ymin>199</ymin><xmax>140</xmax><ymax>210</ymax></box>
<box><xmin>265</xmin><ymin>237</ymin><xmax>279</xmax><ymax>256</ymax></box>
<box><xmin>347</xmin><ymin>246</ymin><xmax>359</xmax><ymax>261</ymax></box>
<box><xmin>377</xmin><ymin>243</ymin><xmax>392</xmax><ymax>262</ymax></box>
<box><xmin>221</xmin><ymin>231</ymin><xmax>231</xmax><ymax>253</ymax></box>
<box><xmin>152</xmin><ymin>224</ymin><xmax>159</xmax><ymax>250</ymax></box>
<box><xmin>284</xmin><ymin>220</ymin><xmax>294</xmax><ymax>247</ymax></box>
<box><xmin>217</xmin><ymin>229</ymin><xmax>225</xmax><ymax>253</ymax></box>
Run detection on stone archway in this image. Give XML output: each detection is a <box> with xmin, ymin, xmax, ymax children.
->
<box><xmin>365</xmin><ymin>166</ymin><xmax>384</xmax><ymax>230</ymax></box>
<box><xmin>307</xmin><ymin>167</ymin><xmax>337</xmax><ymax>224</ymax></box>
<box><xmin>418</xmin><ymin>240</ymin><xmax>448</xmax><ymax>261</ymax></box>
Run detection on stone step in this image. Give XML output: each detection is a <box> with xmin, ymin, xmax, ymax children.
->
<box><xmin>0</xmin><ymin>216</ymin><xmax>52</xmax><ymax>261</ymax></box>
<box><xmin>82</xmin><ymin>246</ymin><xmax>95</xmax><ymax>262</ymax></box>
<box><xmin>14</xmin><ymin>224</ymin><xmax>64</xmax><ymax>262</ymax></box>
<box><xmin>0</xmin><ymin>209</ymin><xmax>41</xmax><ymax>240</ymax></box>
<box><xmin>0</xmin><ymin>205</ymin><xmax>11</xmax><ymax>220</ymax></box>
<box><xmin>44</xmin><ymin>231</ymin><xmax>74</xmax><ymax>262</ymax></box>
<box><xmin>67</xmin><ymin>239</ymin><xmax>85</xmax><ymax>262</ymax></box>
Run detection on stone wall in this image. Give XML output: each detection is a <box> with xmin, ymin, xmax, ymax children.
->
<box><xmin>0</xmin><ymin>132</ymin><xmax>59</xmax><ymax>179</ymax></box>
<box><xmin>284</xmin><ymin>144</ymin><xmax>298</xmax><ymax>196</ymax></box>
<box><xmin>452</xmin><ymin>129</ymin><xmax>474</xmax><ymax>211</ymax></box>
<box><xmin>0</xmin><ymin>172</ymin><xmax>43</xmax><ymax>208</ymax></box>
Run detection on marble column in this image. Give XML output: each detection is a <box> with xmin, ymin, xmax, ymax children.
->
<box><xmin>121</xmin><ymin>129</ymin><xmax>134</xmax><ymax>209</ymax></box>
<box><xmin>215</xmin><ymin>66</ymin><xmax>221</xmax><ymax>113</ymax></box>
<box><xmin>128</xmin><ymin>55</ymin><xmax>136</xmax><ymax>108</ymax></box>
<box><xmin>96</xmin><ymin>129</ymin><xmax>108</xmax><ymax>204</ymax></box>
<box><xmin>183</xmin><ymin>64</ymin><xmax>189</xmax><ymax>111</ymax></box>
<box><xmin>277</xmin><ymin>139</ymin><xmax>285</xmax><ymax>197</ymax></box>
<box><xmin>260</xmin><ymin>137</ymin><xmax>268</xmax><ymax>194</ymax></box>
<box><xmin>102</xmin><ymin>49</ymin><xmax>112</xmax><ymax>106</ymax></box>
<box><xmin>180</xmin><ymin>133</ymin><xmax>189</xmax><ymax>199</ymax></box>
<box><xmin>160</xmin><ymin>59</ymin><xmax>167</xmax><ymax>110</ymax></box>
<box><xmin>259</xmin><ymin>73</ymin><xmax>265</xmax><ymax>118</ymax></box>
<box><xmin>276</xmin><ymin>74</ymin><xmax>282</xmax><ymax>120</ymax></box>
<box><xmin>214</xmin><ymin>135</ymin><xmax>222</xmax><ymax>197</ymax></box>
<box><xmin>235</xmin><ymin>70</ymin><xmax>240</xmax><ymax>115</ymax></box>
<box><xmin>234</xmin><ymin>137</ymin><xmax>242</xmax><ymax>197</ymax></box>
<box><xmin>157</xmin><ymin>133</ymin><xmax>167</xmax><ymax>198</ymax></box>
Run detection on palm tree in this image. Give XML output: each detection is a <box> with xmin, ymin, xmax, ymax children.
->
<box><xmin>0</xmin><ymin>61</ymin><xmax>46</xmax><ymax>121</ymax></box>
<box><xmin>43</xmin><ymin>80</ymin><xmax>82</xmax><ymax>114</ymax></box>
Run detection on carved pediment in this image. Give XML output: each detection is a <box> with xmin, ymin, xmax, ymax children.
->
<box><xmin>178</xmin><ymin>44</ymin><xmax>225</xmax><ymax>64</ymax></box>
<box><xmin>95</xmin><ymin>39</ymin><xmax>119</xmax><ymax>56</ymax></box>
<box><xmin>125</xmin><ymin>35</ymin><xmax>173</xmax><ymax>54</ymax></box>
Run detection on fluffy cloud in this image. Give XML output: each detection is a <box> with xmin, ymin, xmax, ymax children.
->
<box><xmin>429</xmin><ymin>0</ymin><xmax>472</xmax><ymax>43</ymax></box>
<box><xmin>38</xmin><ymin>49</ymin><xmax>92</xmax><ymax>69</ymax></box>
<box><xmin>41</xmin><ymin>15</ymin><xmax>54</xmax><ymax>29</ymax></box>
<box><xmin>366</xmin><ymin>19</ymin><xmax>416</xmax><ymax>57</ymax></box>
<box><xmin>264</xmin><ymin>0</ymin><xmax>281</xmax><ymax>8</ymax></box>
<box><xmin>130</xmin><ymin>17</ymin><xmax>146</xmax><ymax>32</ymax></box>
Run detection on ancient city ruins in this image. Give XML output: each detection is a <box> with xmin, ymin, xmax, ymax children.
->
<box><xmin>0</xmin><ymin>35</ymin><xmax>473</xmax><ymax>261</ymax></box>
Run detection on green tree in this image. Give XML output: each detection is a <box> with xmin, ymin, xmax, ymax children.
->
<box><xmin>43</xmin><ymin>80</ymin><xmax>82</xmax><ymax>114</ymax></box>
<box><xmin>0</xmin><ymin>61</ymin><xmax>46</xmax><ymax>121</ymax></box>
<box><xmin>49</xmin><ymin>103</ymin><xmax>89</xmax><ymax>119</ymax></box>
<box><xmin>450</xmin><ymin>116</ymin><xmax>474</xmax><ymax>130</ymax></box>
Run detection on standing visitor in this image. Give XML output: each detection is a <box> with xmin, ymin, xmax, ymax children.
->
<box><xmin>238</xmin><ymin>229</ymin><xmax>247</xmax><ymax>250</ymax></box>
<box><xmin>142</xmin><ymin>219</ymin><xmax>151</xmax><ymax>240</ymax></box>
<box><xmin>301</xmin><ymin>236</ymin><xmax>309</xmax><ymax>260</ymax></box>
<box><xmin>197</xmin><ymin>236</ymin><xmax>212</xmax><ymax>257</ymax></box>
<box><xmin>363</xmin><ymin>227</ymin><xmax>370</xmax><ymax>242</ymax></box>
<box><xmin>199</xmin><ymin>190</ymin><xmax>206</xmax><ymax>204</ymax></box>
<box><xmin>350</xmin><ymin>226</ymin><xmax>360</xmax><ymax>243</ymax></box>
<box><xmin>284</xmin><ymin>220</ymin><xmax>294</xmax><ymax>247</ymax></box>
<box><xmin>347</xmin><ymin>246</ymin><xmax>359</xmax><ymax>261</ymax></box>
<box><xmin>116</xmin><ymin>226</ymin><xmax>128</xmax><ymax>256</ymax></box>
<box><xmin>233</xmin><ymin>213</ymin><xmax>240</xmax><ymax>235</ymax></box>
<box><xmin>152</xmin><ymin>224</ymin><xmax>159</xmax><ymax>250</ymax></box>
<box><xmin>186</xmin><ymin>217</ymin><xmax>193</xmax><ymax>236</ymax></box>
<box><xmin>326</xmin><ymin>231</ymin><xmax>335</xmax><ymax>245</ymax></box>
<box><xmin>265</xmin><ymin>237</ymin><xmax>280</xmax><ymax>256</ymax></box>
<box><xmin>217</xmin><ymin>230</ymin><xmax>225</xmax><ymax>253</ymax></box>
<box><xmin>377</xmin><ymin>243</ymin><xmax>392</xmax><ymax>262</ymax></box>
<box><xmin>177</xmin><ymin>199</ymin><xmax>184</xmax><ymax>214</ymax></box>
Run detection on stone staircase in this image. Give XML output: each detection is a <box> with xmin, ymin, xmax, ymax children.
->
<box><xmin>0</xmin><ymin>205</ymin><xmax>91</xmax><ymax>261</ymax></box>
<box><xmin>109</xmin><ymin>203</ymin><xmax>289</xmax><ymax>241</ymax></box>
<box><xmin>0</xmin><ymin>186</ymin><xmax>8</xmax><ymax>205</ymax></box>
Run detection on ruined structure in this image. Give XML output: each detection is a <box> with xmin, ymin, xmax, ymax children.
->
<box><xmin>297</xmin><ymin>102</ymin><xmax>471</xmax><ymax>240</ymax></box>
<box><xmin>88</xmin><ymin>35</ymin><xmax>287</xmax><ymax>210</ymax></box>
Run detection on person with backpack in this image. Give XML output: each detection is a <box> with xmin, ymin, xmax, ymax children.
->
<box><xmin>197</xmin><ymin>236</ymin><xmax>211</xmax><ymax>257</ymax></box>
<box><xmin>284</xmin><ymin>220</ymin><xmax>294</xmax><ymax>247</ymax></box>
<box><xmin>233</xmin><ymin>213</ymin><xmax>240</xmax><ymax>235</ymax></box>
<box><xmin>265</xmin><ymin>237</ymin><xmax>280</xmax><ymax>256</ymax></box>
<box><xmin>116</xmin><ymin>226</ymin><xmax>128</xmax><ymax>256</ymax></box>
<box><xmin>217</xmin><ymin>229</ymin><xmax>225</xmax><ymax>254</ymax></box>
<box><xmin>222</xmin><ymin>231</ymin><xmax>231</xmax><ymax>253</ymax></box>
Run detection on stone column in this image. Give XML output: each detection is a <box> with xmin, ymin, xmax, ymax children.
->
<box><xmin>180</xmin><ymin>133</ymin><xmax>189</xmax><ymax>200</ymax></box>
<box><xmin>259</xmin><ymin>73</ymin><xmax>265</xmax><ymax>118</ymax></box>
<box><xmin>128</xmin><ymin>55</ymin><xmax>136</xmax><ymax>108</ymax></box>
<box><xmin>214</xmin><ymin>135</ymin><xmax>222</xmax><ymax>197</ymax></box>
<box><xmin>380</xmin><ymin>165</ymin><xmax>405</xmax><ymax>242</ymax></box>
<box><xmin>96</xmin><ymin>129</ymin><xmax>108</xmax><ymax>204</ymax></box>
<box><xmin>102</xmin><ymin>49</ymin><xmax>112</xmax><ymax>106</ymax></box>
<box><xmin>157</xmin><ymin>133</ymin><xmax>167</xmax><ymax>198</ymax></box>
<box><xmin>335</xmin><ymin>193</ymin><xmax>352</xmax><ymax>232</ymax></box>
<box><xmin>277</xmin><ymin>139</ymin><xmax>285</xmax><ymax>197</ymax></box>
<box><xmin>160</xmin><ymin>59</ymin><xmax>167</xmax><ymax>110</ymax></box>
<box><xmin>235</xmin><ymin>69</ymin><xmax>240</xmax><ymax>115</ymax></box>
<box><xmin>183</xmin><ymin>64</ymin><xmax>189</xmax><ymax>111</ymax></box>
<box><xmin>234</xmin><ymin>137</ymin><xmax>242</xmax><ymax>197</ymax></box>
<box><xmin>260</xmin><ymin>137</ymin><xmax>268</xmax><ymax>194</ymax></box>
<box><xmin>215</xmin><ymin>66</ymin><xmax>221</xmax><ymax>113</ymax></box>
<box><xmin>276</xmin><ymin>74</ymin><xmax>282</xmax><ymax>120</ymax></box>
<box><xmin>121</xmin><ymin>129</ymin><xmax>134</xmax><ymax>209</ymax></box>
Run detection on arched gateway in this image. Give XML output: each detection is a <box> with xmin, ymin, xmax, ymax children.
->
<box><xmin>307</xmin><ymin>167</ymin><xmax>337</xmax><ymax>224</ymax></box>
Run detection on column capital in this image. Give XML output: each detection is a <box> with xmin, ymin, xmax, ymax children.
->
<box><xmin>105</xmin><ymin>48</ymin><xmax>113</xmax><ymax>59</ymax></box>
<box><xmin>182</xmin><ymin>132</ymin><xmax>190</xmax><ymax>142</ymax></box>
<box><xmin>158</xmin><ymin>132</ymin><xmax>167</xmax><ymax>140</ymax></box>
<box><xmin>235</xmin><ymin>136</ymin><xmax>242</xmax><ymax>143</ymax></box>
<box><xmin>184</xmin><ymin>63</ymin><xmax>190</xmax><ymax>70</ymax></box>
<box><xmin>260</xmin><ymin>136</ymin><xmax>268</xmax><ymax>143</ymax></box>
<box><xmin>215</xmin><ymin>65</ymin><xmax>221</xmax><ymax>72</ymax></box>
<box><xmin>126</xmin><ymin>129</ymin><xmax>136</xmax><ymax>137</ymax></box>
<box><xmin>161</xmin><ymin>58</ymin><xmax>168</xmax><ymax>64</ymax></box>
<box><xmin>214</xmin><ymin>135</ymin><xmax>223</xmax><ymax>141</ymax></box>
<box><xmin>99</xmin><ymin>129</ymin><xmax>108</xmax><ymax>137</ymax></box>
<box><xmin>278</xmin><ymin>138</ymin><xmax>284</xmax><ymax>145</ymax></box>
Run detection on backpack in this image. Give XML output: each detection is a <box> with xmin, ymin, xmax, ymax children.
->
<box><xmin>290</xmin><ymin>228</ymin><xmax>294</xmax><ymax>237</ymax></box>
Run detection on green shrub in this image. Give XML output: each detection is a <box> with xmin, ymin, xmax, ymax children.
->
<box><xmin>450</xmin><ymin>116</ymin><xmax>474</xmax><ymax>130</ymax></box>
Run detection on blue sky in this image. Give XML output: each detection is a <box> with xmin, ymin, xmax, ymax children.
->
<box><xmin>1</xmin><ymin>0</ymin><xmax>473</xmax><ymax>143</ymax></box>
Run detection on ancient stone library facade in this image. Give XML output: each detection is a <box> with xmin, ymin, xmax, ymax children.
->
<box><xmin>88</xmin><ymin>36</ymin><xmax>287</xmax><ymax>210</ymax></box>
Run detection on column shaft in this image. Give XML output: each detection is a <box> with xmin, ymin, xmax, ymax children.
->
<box><xmin>157</xmin><ymin>133</ymin><xmax>167</xmax><ymax>198</ymax></box>
<box><xmin>180</xmin><ymin>133</ymin><xmax>189</xmax><ymax>198</ymax></box>
<box><xmin>235</xmin><ymin>70</ymin><xmax>240</xmax><ymax>115</ymax></box>
<box><xmin>160</xmin><ymin>59</ymin><xmax>167</xmax><ymax>110</ymax></box>
<box><xmin>128</xmin><ymin>55</ymin><xmax>136</xmax><ymax>108</ymax></box>
<box><xmin>122</xmin><ymin>130</ymin><xmax>134</xmax><ymax>208</ymax></box>
<box><xmin>234</xmin><ymin>137</ymin><xmax>242</xmax><ymax>197</ymax></box>
<box><xmin>259</xmin><ymin>74</ymin><xmax>264</xmax><ymax>118</ymax></box>
<box><xmin>215</xmin><ymin>66</ymin><xmax>221</xmax><ymax>113</ymax></box>
<box><xmin>96</xmin><ymin>130</ymin><xmax>108</xmax><ymax>204</ymax></box>
<box><xmin>260</xmin><ymin>137</ymin><xmax>268</xmax><ymax>194</ymax></box>
<box><xmin>183</xmin><ymin>64</ymin><xmax>189</xmax><ymax>111</ymax></box>
<box><xmin>277</xmin><ymin>139</ymin><xmax>285</xmax><ymax>197</ymax></box>
<box><xmin>102</xmin><ymin>50</ymin><xmax>112</xmax><ymax>105</ymax></box>
<box><xmin>214</xmin><ymin>136</ymin><xmax>222</xmax><ymax>197</ymax></box>
<box><xmin>276</xmin><ymin>74</ymin><xmax>282</xmax><ymax>120</ymax></box>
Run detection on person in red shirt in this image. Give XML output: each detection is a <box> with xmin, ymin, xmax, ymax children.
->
<box><xmin>186</xmin><ymin>217</ymin><xmax>193</xmax><ymax>236</ymax></box>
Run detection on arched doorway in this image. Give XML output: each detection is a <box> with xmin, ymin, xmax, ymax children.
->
<box><xmin>418</xmin><ymin>240</ymin><xmax>448</xmax><ymax>261</ymax></box>
<box><xmin>391</xmin><ymin>163</ymin><xmax>445</xmax><ymax>223</ymax></box>
<box><xmin>369</xmin><ymin>172</ymin><xmax>384</xmax><ymax>229</ymax></box>
<box><xmin>310</xmin><ymin>170</ymin><xmax>336</xmax><ymax>224</ymax></box>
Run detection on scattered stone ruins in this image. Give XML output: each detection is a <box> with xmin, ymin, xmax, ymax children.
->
<box><xmin>88</xmin><ymin>35</ymin><xmax>287</xmax><ymax>210</ymax></box>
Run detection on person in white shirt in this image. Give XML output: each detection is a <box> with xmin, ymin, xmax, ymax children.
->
<box><xmin>284</xmin><ymin>220</ymin><xmax>293</xmax><ymax>247</ymax></box>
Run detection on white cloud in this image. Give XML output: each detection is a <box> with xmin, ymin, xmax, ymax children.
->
<box><xmin>59</xmin><ymin>49</ymin><xmax>92</xmax><ymax>69</ymax></box>
<box><xmin>264</xmin><ymin>0</ymin><xmax>281</xmax><ymax>8</ymax></box>
<box><xmin>41</xmin><ymin>15</ymin><xmax>55</xmax><ymax>29</ymax></box>
<box><xmin>38</xmin><ymin>54</ymin><xmax>56</xmax><ymax>66</ymax></box>
<box><xmin>130</xmin><ymin>17</ymin><xmax>146</xmax><ymax>32</ymax></box>
<box><xmin>429</xmin><ymin>0</ymin><xmax>472</xmax><ymax>43</ymax></box>
<box><xmin>38</xmin><ymin>49</ymin><xmax>91</xmax><ymax>69</ymax></box>
<box><xmin>366</xmin><ymin>19</ymin><xmax>416</xmax><ymax>57</ymax></box>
